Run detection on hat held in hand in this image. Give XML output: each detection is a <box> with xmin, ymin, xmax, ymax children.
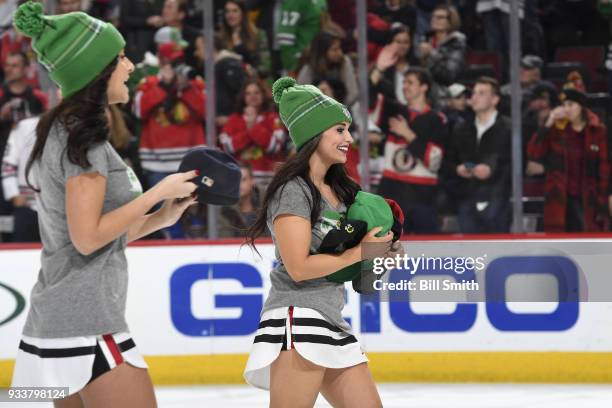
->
<box><xmin>324</xmin><ymin>191</ymin><xmax>397</xmax><ymax>283</ymax></box>
<box><xmin>178</xmin><ymin>147</ymin><xmax>241</xmax><ymax>205</ymax></box>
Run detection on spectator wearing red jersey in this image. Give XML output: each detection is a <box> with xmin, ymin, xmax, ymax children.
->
<box><xmin>133</xmin><ymin>41</ymin><xmax>206</xmax><ymax>189</ymax></box>
<box><xmin>220</xmin><ymin>79</ymin><xmax>287</xmax><ymax>187</ymax></box>
<box><xmin>370</xmin><ymin>67</ymin><xmax>448</xmax><ymax>233</ymax></box>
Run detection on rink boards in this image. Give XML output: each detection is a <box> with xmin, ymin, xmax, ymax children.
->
<box><xmin>1</xmin><ymin>238</ymin><xmax>612</xmax><ymax>385</ymax></box>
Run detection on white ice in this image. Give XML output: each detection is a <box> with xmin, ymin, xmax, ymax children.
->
<box><xmin>2</xmin><ymin>383</ymin><xmax>612</xmax><ymax>407</ymax></box>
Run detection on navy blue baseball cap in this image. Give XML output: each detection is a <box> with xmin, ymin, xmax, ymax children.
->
<box><xmin>178</xmin><ymin>147</ymin><xmax>241</xmax><ymax>205</ymax></box>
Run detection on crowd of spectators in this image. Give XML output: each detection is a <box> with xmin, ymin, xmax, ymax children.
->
<box><xmin>2</xmin><ymin>0</ymin><xmax>612</xmax><ymax>242</ymax></box>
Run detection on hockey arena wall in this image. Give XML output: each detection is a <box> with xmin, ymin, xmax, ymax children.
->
<box><xmin>1</xmin><ymin>237</ymin><xmax>612</xmax><ymax>385</ymax></box>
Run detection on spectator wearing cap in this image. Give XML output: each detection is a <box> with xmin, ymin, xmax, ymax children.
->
<box><xmin>526</xmin><ymin>84</ymin><xmax>609</xmax><ymax>232</ymax></box>
<box><xmin>369</xmin><ymin>23</ymin><xmax>420</xmax><ymax>105</ymax></box>
<box><xmin>161</xmin><ymin>0</ymin><xmax>202</xmax><ymax>69</ymax></box>
<box><xmin>417</xmin><ymin>4</ymin><xmax>466</xmax><ymax>86</ymax></box>
<box><xmin>119</xmin><ymin>0</ymin><xmax>164</xmax><ymax>62</ymax></box>
<box><xmin>371</xmin><ymin>67</ymin><xmax>448</xmax><ymax>233</ymax></box>
<box><xmin>126</xmin><ymin>26</ymin><xmax>188</xmax><ymax>100</ymax></box>
<box><xmin>218</xmin><ymin>162</ymin><xmax>267</xmax><ymax>238</ymax></box>
<box><xmin>443</xmin><ymin>83</ymin><xmax>472</xmax><ymax>133</ymax></box>
<box><xmin>499</xmin><ymin>55</ymin><xmax>556</xmax><ymax>117</ymax></box>
<box><xmin>132</xmin><ymin>41</ymin><xmax>206</xmax><ymax>193</ymax></box>
<box><xmin>444</xmin><ymin>77</ymin><xmax>512</xmax><ymax>233</ymax></box>
<box><xmin>297</xmin><ymin>30</ymin><xmax>358</xmax><ymax>106</ymax></box>
<box><xmin>219</xmin><ymin>79</ymin><xmax>287</xmax><ymax>187</ymax></box>
<box><xmin>501</xmin><ymin>55</ymin><xmax>545</xmax><ymax>97</ymax></box>
<box><xmin>219</xmin><ymin>0</ymin><xmax>271</xmax><ymax>80</ymax></box>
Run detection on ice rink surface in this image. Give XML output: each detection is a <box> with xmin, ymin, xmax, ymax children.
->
<box><xmin>3</xmin><ymin>383</ymin><xmax>612</xmax><ymax>407</ymax></box>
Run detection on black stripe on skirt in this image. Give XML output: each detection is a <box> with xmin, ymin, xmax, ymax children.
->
<box><xmin>19</xmin><ymin>341</ymin><xmax>96</xmax><ymax>358</ymax></box>
<box><xmin>18</xmin><ymin>338</ymin><xmax>136</xmax><ymax>359</ymax></box>
<box><xmin>292</xmin><ymin>318</ymin><xmax>344</xmax><ymax>332</ymax></box>
<box><xmin>258</xmin><ymin>318</ymin><xmax>286</xmax><ymax>329</ymax></box>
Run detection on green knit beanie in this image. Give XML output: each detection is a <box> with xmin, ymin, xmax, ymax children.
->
<box><xmin>14</xmin><ymin>1</ymin><xmax>126</xmax><ymax>98</ymax></box>
<box><xmin>272</xmin><ymin>77</ymin><xmax>352</xmax><ymax>150</ymax></box>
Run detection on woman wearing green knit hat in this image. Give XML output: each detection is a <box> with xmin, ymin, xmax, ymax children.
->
<box><xmin>243</xmin><ymin>77</ymin><xmax>391</xmax><ymax>406</ymax></box>
<box><xmin>10</xmin><ymin>2</ymin><xmax>199</xmax><ymax>407</ymax></box>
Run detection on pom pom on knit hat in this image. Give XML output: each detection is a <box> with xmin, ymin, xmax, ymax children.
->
<box><xmin>11</xmin><ymin>0</ymin><xmax>125</xmax><ymax>98</ymax></box>
<box><xmin>272</xmin><ymin>76</ymin><xmax>296</xmax><ymax>103</ymax></box>
<box><xmin>14</xmin><ymin>1</ymin><xmax>46</xmax><ymax>38</ymax></box>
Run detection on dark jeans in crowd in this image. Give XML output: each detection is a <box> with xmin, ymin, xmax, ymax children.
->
<box><xmin>377</xmin><ymin>178</ymin><xmax>439</xmax><ymax>234</ymax></box>
<box><xmin>565</xmin><ymin>196</ymin><xmax>584</xmax><ymax>233</ymax></box>
<box><xmin>457</xmin><ymin>198</ymin><xmax>511</xmax><ymax>234</ymax></box>
<box><xmin>402</xmin><ymin>204</ymin><xmax>439</xmax><ymax>234</ymax></box>
<box><xmin>13</xmin><ymin>206</ymin><xmax>40</xmax><ymax>242</ymax></box>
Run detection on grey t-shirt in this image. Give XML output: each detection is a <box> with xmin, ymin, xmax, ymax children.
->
<box><xmin>23</xmin><ymin>122</ymin><xmax>143</xmax><ymax>338</ymax></box>
<box><xmin>262</xmin><ymin>177</ymin><xmax>351</xmax><ymax>332</ymax></box>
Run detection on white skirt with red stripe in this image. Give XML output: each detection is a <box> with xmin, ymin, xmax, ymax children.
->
<box><xmin>11</xmin><ymin>332</ymin><xmax>147</xmax><ymax>396</ymax></box>
<box><xmin>243</xmin><ymin>306</ymin><xmax>368</xmax><ymax>390</ymax></box>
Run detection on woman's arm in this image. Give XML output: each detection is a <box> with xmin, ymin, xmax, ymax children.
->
<box><xmin>66</xmin><ymin>171</ymin><xmax>197</xmax><ymax>255</ymax></box>
<box><xmin>273</xmin><ymin>214</ymin><xmax>391</xmax><ymax>282</ymax></box>
<box><xmin>126</xmin><ymin>197</ymin><xmax>197</xmax><ymax>242</ymax></box>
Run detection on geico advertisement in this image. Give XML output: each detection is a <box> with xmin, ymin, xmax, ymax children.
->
<box><xmin>1</xmin><ymin>240</ymin><xmax>612</xmax><ymax>359</ymax></box>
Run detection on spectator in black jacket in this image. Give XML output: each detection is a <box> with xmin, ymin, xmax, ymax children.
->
<box><xmin>444</xmin><ymin>77</ymin><xmax>512</xmax><ymax>233</ymax></box>
<box><xmin>371</xmin><ymin>67</ymin><xmax>448</xmax><ymax>233</ymax></box>
<box><xmin>210</xmin><ymin>34</ymin><xmax>247</xmax><ymax>129</ymax></box>
<box><xmin>119</xmin><ymin>0</ymin><xmax>164</xmax><ymax>62</ymax></box>
<box><xmin>417</xmin><ymin>4</ymin><xmax>466</xmax><ymax>87</ymax></box>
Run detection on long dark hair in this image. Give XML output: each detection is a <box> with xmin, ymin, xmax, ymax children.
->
<box><xmin>307</xmin><ymin>31</ymin><xmax>344</xmax><ymax>78</ymax></box>
<box><xmin>221</xmin><ymin>0</ymin><xmax>257</xmax><ymax>52</ymax></box>
<box><xmin>25</xmin><ymin>57</ymin><xmax>119</xmax><ymax>191</ymax></box>
<box><xmin>246</xmin><ymin>135</ymin><xmax>360</xmax><ymax>255</ymax></box>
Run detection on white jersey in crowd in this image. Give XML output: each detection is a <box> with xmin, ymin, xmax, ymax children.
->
<box><xmin>1</xmin><ymin>116</ymin><xmax>39</xmax><ymax>211</ymax></box>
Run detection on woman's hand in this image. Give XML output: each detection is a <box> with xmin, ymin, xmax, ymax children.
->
<box><xmin>155</xmin><ymin>197</ymin><xmax>198</xmax><ymax>229</ymax></box>
<box><xmin>545</xmin><ymin>106</ymin><xmax>566</xmax><ymax>128</ymax></box>
<box><xmin>375</xmin><ymin>44</ymin><xmax>399</xmax><ymax>72</ymax></box>
<box><xmin>358</xmin><ymin>226</ymin><xmax>393</xmax><ymax>261</ymax></box>
<box><xmin>244</xmin><ymin>106</ymin><xmax>257</xmax><ymax>129</ymax></box>
<box><xmin>152</xmin><ymin>170</ymin><xmax>199</xmax><ymax>201</ymax></box>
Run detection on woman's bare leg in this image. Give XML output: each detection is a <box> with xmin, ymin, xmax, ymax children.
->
<box><xmin>79</xmin><ymin>363</ymin><xmax>157</xmax><ymax>408</ymax></box>
<box><xmin>269</xmin><ymin>349</ymin><xmax>326</xmax><ymax>408</ymax></box>
<box><xmin>53</xmin><ymin>393</ymin><xmax>84</xmax><ymax>408</ymax></box>
<box><xmin>320</xmin><ymin>362</ymin><xmax>382</xmax><ymax>408</ymax></box>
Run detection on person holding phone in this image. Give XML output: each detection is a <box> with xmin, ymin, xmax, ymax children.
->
<box><xmin>444</xmin><ymin>76</ymin><xmax>512</xmax><ymax>233</ymax></box>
